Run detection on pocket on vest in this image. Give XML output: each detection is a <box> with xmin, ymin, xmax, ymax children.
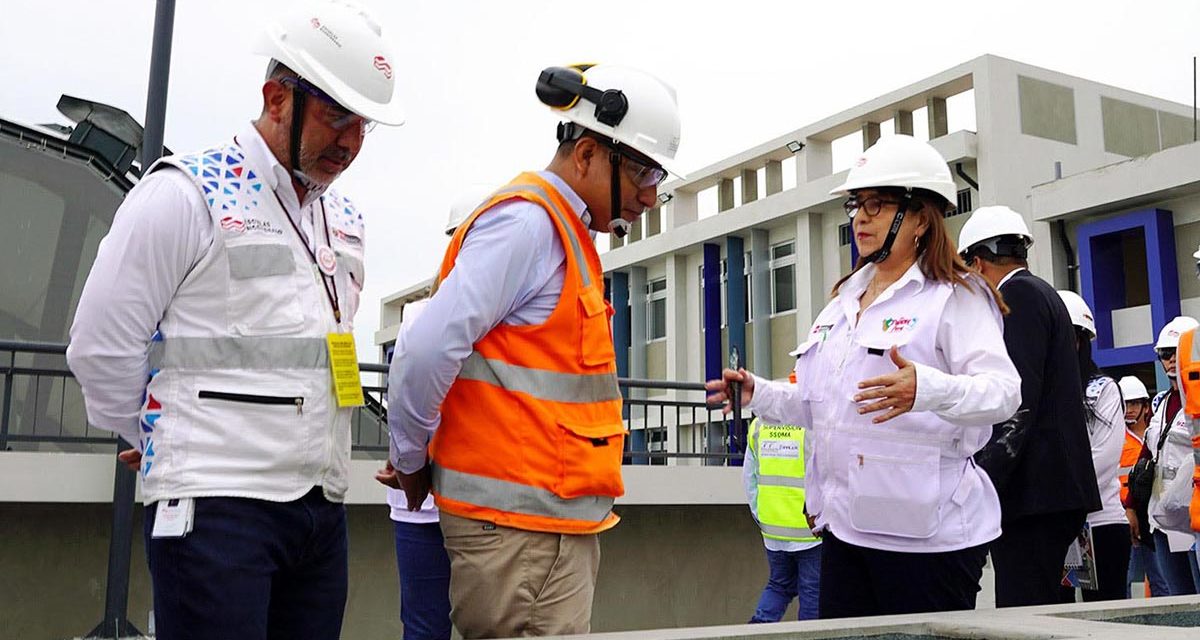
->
<box><xmin>226</xmin><ymin>244</ymin><xmax>304</xmax><ymax>335</ymax></box>
<box><xmin>847</xmin><ymin>443</ymin><xmax>941</xmax><ymax>539</ymax></box>
<box><xmin>555</xmin><ymin>421</ymin><xmax>626</xmax><ymax>499</ymax></box>
<box><xmin>579</xmin><ymin>286</ymin><xmax>615</xmax><ymax>366</ymax></box>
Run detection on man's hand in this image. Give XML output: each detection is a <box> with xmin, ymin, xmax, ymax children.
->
<box><xmin>118</xmin><ymin>449</ymin><xmax>142</xmax><ymax>472</ymax></box>
<box><xmin>854</xmin><ymin>346</ymin><xmax>917</xmax><ymax>424</ymax></box>
<box><xmin>375</xmin><ymin>461</ymin><xmax>432</xmax><ymax>511</ymax></box>
<box><xmin>1126</xmin><ymin>507</ymin><xmax>1141</xmax><ymax>546</ymax></box>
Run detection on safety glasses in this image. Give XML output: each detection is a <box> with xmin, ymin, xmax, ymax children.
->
<box><xmin>280</xmin><ymin>76</ymin><xmax>377</xmax><ymax>135</ymax></box>
<box><xmin>1157</xmin><ymin>347</ymin><xmax>1177</xmax><ymax>361</ymax></box>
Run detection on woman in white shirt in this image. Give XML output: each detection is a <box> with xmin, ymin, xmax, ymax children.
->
<box><xmin>707</xmin><ymin>135</ymin><xmax>1021</xmax><ymax>618</ymax></box>
<box><xmin>1056</xmin><ymin>291</ymin><xmax>1128</xmax><ymax>601</ymax></box>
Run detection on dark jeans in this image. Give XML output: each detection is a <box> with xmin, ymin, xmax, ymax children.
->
<box><xmin>991</xmin><ymin>510</ymin><xmax>1086</xmax><ymax>607</ymax></box>
<box><xmin>393</xmin><ymin>520</ymin><xmax>452</xmax><ymax>640</ymax></box>
<box><xmin>144</xmin><ymin>488</ymin><xmax>348</xmax><ymax>640</ymax></box>
<box><xmin>818</xmin><ymin>532</ymin><xmax>988</xmax><ymax>619</ymax></box>
<box><xmin>749</xmin><ymin>545</ymin><xmax>822</xmax><ymax>622</ymax></box>
<box><xmin>1128</xmin><ymin>539</ymin><xmax>1169</xmax><ymax>597</ymax></box>
<box><xmin>1151</xmin><ymin>529</ymin><xmax>1200</xmax><ymax>595</ymax></box>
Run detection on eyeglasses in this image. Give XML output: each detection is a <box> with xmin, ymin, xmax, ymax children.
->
<box><xmin>1157</xmin><ymin>347</ymin><xmax>1177</xmax><ymax>360</ymax></box>
<box><xmin>280</xmin><ymin>76</ymin><xmax>377</xmax><ymax>135</ymax></box>
<box><xmin>590</xmin><ymin>137</ymin><xmax>666</xmax><ymax>189</ymax></box>
<box><xmin>843</xmin><ymin>196</ymin><xmax>904</xmax><ymax>219</ymax></box>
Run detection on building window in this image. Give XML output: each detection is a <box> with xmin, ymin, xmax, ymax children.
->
<box><xmin>744</xmin><ymin>251</ymin><xmax>753</xmax><ymax>322</ymax></box>
<box><xmin>647</xmin><ymin>277</ymin><xmax>667</xmax><ymax>341</ymax></box>
<box><xmin>720</xmin><ymin>259</ymin><xmax>728</xmax><ymax>328</ymax></box>
<box><xmin>770</xmin><ymin>241</ymin><xmax>796</xmax><ymax>314</ymax></box>
<box><xmin>947</xmin><ymin>188</ymin><xmax>972</xmax><ymax>218</ymax></box>
<box><xmin>838</xmin><ymin>223</ymin><xmax>853</xmax><ymax>246</ymax></box>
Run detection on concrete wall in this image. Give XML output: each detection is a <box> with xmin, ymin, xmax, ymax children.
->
<box><xmin>0</xmin><ymin>502</ymin><xmax>771</xmax><ymax>639</ymax></box>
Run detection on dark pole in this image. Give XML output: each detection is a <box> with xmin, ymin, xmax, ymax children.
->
<box><xmin>87</xmin><ymin>2</ymin><xmax>175</xmax><ymax>637</ymax></box>
<box><xmin>141</xmin><ymin>0</ymin><xmax>176</xmax><ymax>169</ymax></box>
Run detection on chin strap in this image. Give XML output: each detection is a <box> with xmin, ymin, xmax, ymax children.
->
<box><xmin>862</xmin><ymin>191</ymin><xmax>913</xmax><ymax>264</ymax></box>
<box><xmin>608</xmin><ymin>149</ymin><xmax>627</xmax><ymax>238</ymax></box>
<box><xmin>286</xmin><ymin>85</ymin><xmax>322</xmax><ymax>196</ymax></box>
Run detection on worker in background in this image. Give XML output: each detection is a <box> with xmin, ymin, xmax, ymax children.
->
<box><xmin>380</xmin><ymin>185</ymin><xmax>496</xmax><ymax>640</ymax></box>
<box><xmin>958</xmin><ymin>206</ymin><xmax>1101</xmax><ymax>607</ymax></box>
<box><xmin>1126</xmin><ymin>317</ymin><xmax>1200</xmax><ymax>595</ymax></box>
<box><xmin>744</xmin><ymin>411</ymin><xmax>821</xmax><ymax>622</ymax></box>
<box><xmin>708</xmin><ymin>134</ymin><xmax>1021</xmax><ymax>618</ymax></box>
<box><xmin>1118</xmin><ymin>375</ymin><xmax>1167</xmax><ymax>597</ymax></box>
<box><xmin>65</xmin><ymin>2</ymin><xmax>405</xmax><ymax>638</ymax></box>
<box><xmin>379</xmin><ymin>63</ymin><xmax>682</xmax><ymax>638</ymax></box>
<box><xmin>1056</xmin><ymin>291</ymin><xmax>1128</xmax><ymax>602</ymax></box>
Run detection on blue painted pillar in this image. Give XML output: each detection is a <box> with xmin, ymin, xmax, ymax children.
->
<box><xmin>609</xmin><ymin>272</ymin><xmax>630</xmax><ymax>379</ymax></box>
<box><xmin>702</xmin><ymin>244</ymin><xmax>722</xmax><ymax>383</ymax></box>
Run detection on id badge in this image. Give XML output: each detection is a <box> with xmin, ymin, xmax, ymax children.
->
<box><xmin>151</xmin><ymin>498</ymin><xmax>195</xmax><ymax>539</ymax></box>
<box><xmin>326</xmin><ymin>333</ymin><xmax>365</xmax><ymax>408</ymax></box>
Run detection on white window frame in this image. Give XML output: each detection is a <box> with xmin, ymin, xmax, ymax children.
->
<box><xmin>647</xmin><ymin>277</ymin><xmax>667</xmax><ymax>342</ymax></box>
<box><xmin>770</xmin><ymin>240</ymin><xmax>797</xmax><ymax>316</ymax></box>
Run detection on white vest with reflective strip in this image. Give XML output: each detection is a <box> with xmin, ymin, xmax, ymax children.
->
<box><xmin>137</xmin><ymin>142</ymin><xmax>366</xmax><ymax>504</ymax></box>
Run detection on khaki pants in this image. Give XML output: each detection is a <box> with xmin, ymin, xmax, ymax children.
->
<box><xmin>439</xmin><ymin>512</ymin><xmax>600</xmax><ymax>639</ymax></box>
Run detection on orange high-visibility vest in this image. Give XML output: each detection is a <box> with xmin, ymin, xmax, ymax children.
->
<box><xmin>429</xmin><ymin>173</ymin><xmax>625</xmax><ymax>535</ymax></box>
<box><xmin>1118</xmin><ymin>429</ymin><xmax>1142</xmax><ymax>505</ymax></box>
<box><xmin>1180</xmin><ymin>328</ymin><xmax>1200</xmax><ymax>532</ymax></box>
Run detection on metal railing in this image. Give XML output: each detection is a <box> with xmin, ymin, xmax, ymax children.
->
<box><xmin>1</xmin><ymin>340</ymin><xmax>745</xmax><ymax>464</ymax></box>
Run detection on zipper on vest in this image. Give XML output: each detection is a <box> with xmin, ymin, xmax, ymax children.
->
<box><xmin>198</xmin><ymin>390</ymin><xmax>305</xmax><ymax>415</ymax></box>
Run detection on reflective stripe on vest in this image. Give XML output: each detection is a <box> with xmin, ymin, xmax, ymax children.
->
<box><xmin>485</xmin><ymin>184</ymin><xmax>593</xmax><ymax>289</ymax></box>
<box><xmin>458</xmin><ymin>352</ymin><xmax>620</xmax><ymax>404</ymax></box>
<box><xmin>759</xmin><ymin>522</ymin><xmax>815</xmax><ymax>539</ymax></box>
<box><xmin>432</xmin><ymin>464</ymin><xmax>614</xmax><ymax>523</ymax></box>
<box><xmin>758</xmin><ymin>475</ymin><xmax>806</xmax><ymax>489</ymax></box>
<box><xmin>148</xmin><ymin>337</ymin><xmax>329</xmax><ymax>370</ymax></box>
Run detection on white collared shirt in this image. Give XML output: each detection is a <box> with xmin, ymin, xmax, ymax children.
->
<box><xmin>749</xmin><ymin>262</ymin><xmax>1021</xmax><ymax>552</ymax></box>
<box><xmin>66</xmin><ymin>124</ymin><xmax>329</xmax><ymax>445</ymax></box>
<box><xmin>387</xmin><ymin>171</ymin><xmax>592</xmax><ymax>473</ymax></box>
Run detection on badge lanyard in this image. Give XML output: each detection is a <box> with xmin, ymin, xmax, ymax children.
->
<box><xmin>273</xmin><ymin>190</ymin><xmax>342</xmax><ymax>324</ymax></box>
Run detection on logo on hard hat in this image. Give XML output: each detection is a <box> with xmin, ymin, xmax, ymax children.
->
<box><xmin>855</xmin><ymin>157</ymin><xmax>868</xmax><ymax>167</ymax></box>
<box><xmin>373</xmin><ymin>56</ymin><xmax>393</xmax><ymax>79</ymax></box>
<box><xmin>310</xmin><ymin>18</ymin><xmax>321</xmax><ymax>28</ymax></box>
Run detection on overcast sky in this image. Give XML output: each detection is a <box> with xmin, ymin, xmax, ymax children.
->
<box><xmin>3</xmin><ymin>0</ymin><xmax>1199</xmax><ymax>361</ymax></box>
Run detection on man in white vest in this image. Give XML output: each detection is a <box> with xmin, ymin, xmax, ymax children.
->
<box><xmin>66</xmin><ymin>2</ymin><xmax>404</xmax><ymax>638</ymax></box>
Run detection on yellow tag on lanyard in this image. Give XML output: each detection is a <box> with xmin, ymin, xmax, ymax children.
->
<box><xmin>326</xmin><ymin>333</ymin><xmax>365</xmax><ymax>407</ymax></box>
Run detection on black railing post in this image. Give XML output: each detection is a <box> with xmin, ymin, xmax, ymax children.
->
<box><xmin>1</xmin><ymin>349</ymin><xmax>14</xmax><ymax>451</ymax></box>
<box><xmin>87</xmin><ymin>436</ymin><xmax>142</xmax><ymax>638</ymax></box>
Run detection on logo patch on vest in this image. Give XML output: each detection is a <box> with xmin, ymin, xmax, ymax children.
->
<box><xmin>881</xmin><ymin>317</ymin><xmax>918</xmax><ymax>333</ymax></box>
<box><xmin>761</xmin><ymin>440</ymin><xmax>800</xmax><ymax>459</ymax></box>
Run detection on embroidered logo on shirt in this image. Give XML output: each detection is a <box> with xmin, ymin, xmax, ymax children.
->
<box><xmin>882</xmin><ymin>317</ymin><xmax>918</xmax><ymax>333</ymax></box>
<box><xmin>241</xmin><ymin>218</ymin><xmax>284</xmax><ymax>236</ymax></box>
<box><xmin>219</xmin><ymin>216</ymin><xmax>245</xmax><ymax>233</ymax></box>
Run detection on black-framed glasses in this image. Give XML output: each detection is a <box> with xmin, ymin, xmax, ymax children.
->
<box><xmin>280</xmin><ymin>76</ymin><xmax>377</xmax><ymax>134</ymax></box>
<box><xmin>1156</xmin><ymin>347</ymin><xmax>1177</xmax><ymax>360</ymax></box>
<box><xmin>843</xmin><ymin>196</ymin><xmax>904</xmax><ymax>219</ymax></box>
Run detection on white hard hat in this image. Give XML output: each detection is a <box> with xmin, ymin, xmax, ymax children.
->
<box><xmin>1155</xmin><ymin>316</ymin><xmax>1199</xmax><ymax>350</ymax></box>
<box><xmin>1056</xmin><ymin>290</ymin><xmax>1096</xmax><ymax>338</ymax></box>
<box><xmin>255</xmin><ymin>0</ymin><xmax>404</xmax><ymax>125</ymax></box>
<box><xmin>958</xmin><ymin>205</ymin><xmax>1033</xmax><ymax>256</ymax></box>
<box><xmin>446</xmin><ymin>184</ymin><xmax>496</xmax><ymax>236</ymax></box>
<box><xmin>538</xmin><ymin>64</ymin><xmax>683</xmax><ymax>176</ymax></box>
<box><xmin>1118</xmin><ymin>376</ymin><xmax>1150</xmax><ymax>402</ymax></box>
<box><xmin>1193</xmin><ymin>242</ymin><xmax>1200</xmax><ymax>261</ymax></box>
<box><xmin>829</xmin><ymin>135</ymin><xmax>958</xmax><ymax>207</ymax></box>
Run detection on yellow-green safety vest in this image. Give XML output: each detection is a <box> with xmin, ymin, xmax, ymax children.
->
<box><xmin>748</xmin><ymin>417</ymin><xmax>819</xmax><ymax>542</ymax></box>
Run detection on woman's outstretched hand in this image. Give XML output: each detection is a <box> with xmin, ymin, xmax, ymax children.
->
<box><xmin>705</xmin><ymin>368</ymin><xmax>755</xmax><ymax>414</ymax></box>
